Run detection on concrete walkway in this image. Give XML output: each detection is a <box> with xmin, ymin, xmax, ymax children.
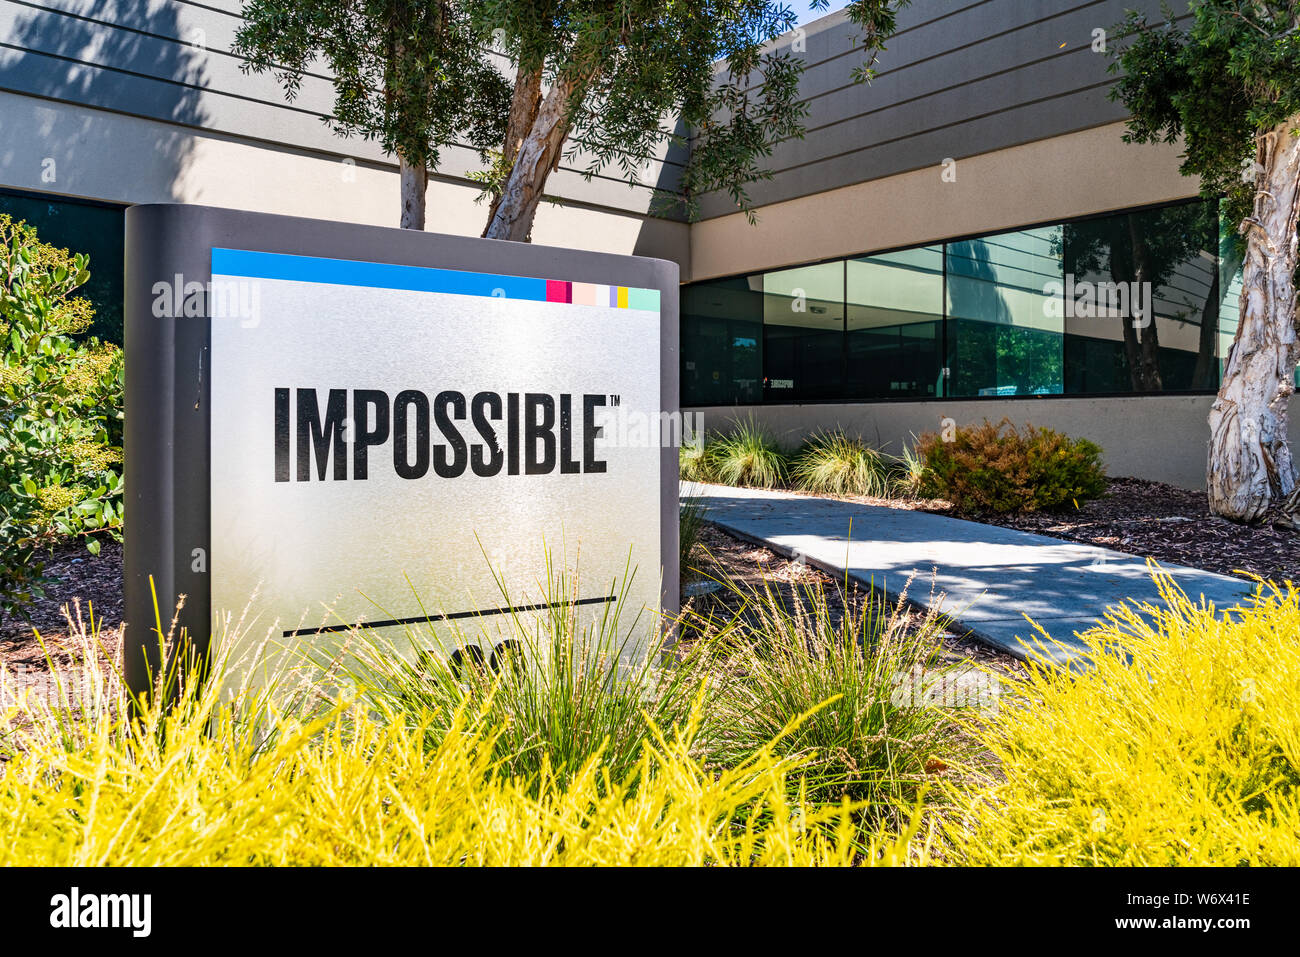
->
<box><xmin>687</xmin><ymin>484</ymin><xmax>1255</xmax><ymax>664</ymax></box>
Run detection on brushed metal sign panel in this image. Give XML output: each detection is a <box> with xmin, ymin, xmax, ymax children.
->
<box><xmin>208</xmin><ymin>251</ymin><xmax>662</xmax><ymax>671</ymax></box>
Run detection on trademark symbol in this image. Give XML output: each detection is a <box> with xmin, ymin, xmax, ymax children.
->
<box><xmin>609</xmin><ymin>394</ymin><xmax>621</xmax><ymax>407</ymax></box>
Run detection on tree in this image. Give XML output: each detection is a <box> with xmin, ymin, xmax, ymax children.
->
<box><xmin>234</xmin><ymin>2</ymin><xmax>909</xmax><ymax>237</ymax></box>
<box><xmin>1110</xmin><ymin>2</ymin><xmax>1300</xmax><ymax>522</ymax></box>
<box><xmin>233</xmin><ymin>1</ymin><xmax>511</xmax><ymax>229</ymax></box>
<box><xmin>470</xmin><ymin>0</ymin><xmax>911</xmax><ymax>241</ymax></box>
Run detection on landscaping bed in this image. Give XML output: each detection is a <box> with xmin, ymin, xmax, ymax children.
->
<box><xmin>4</xmin><ymin>507</ymin><xmax>1297</xmax><ymax>866</ymax></box>
<box><xmin>2</xmin><ymin>523</ymin><xmax>1019</xmax><ymax>681</ymax></box>
<box><xmin>0</xmin><ymin>539</ymin><xmax>123</xmax><ymax>672</ymax></box>
<box><xmin>685</xmin><ymin>522</ymin><xmax>1021</xmax><ymax>678</ymax></box>
<box><xmin>968</xmin><ymin>476</ymin><xmax>1300</xmax><ymax>584</ymax></box>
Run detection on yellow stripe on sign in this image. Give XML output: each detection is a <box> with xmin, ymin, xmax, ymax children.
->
<box><xmin>617</xmin><ymin>286</ymin><xmax>629</xmax><ymax>308</ymax></box>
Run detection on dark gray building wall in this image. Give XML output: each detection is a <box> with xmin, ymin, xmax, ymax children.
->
<box><xmin>0</xmin><ymin>0</ymin><xmax>685</xmax><ymax>217</ymax></box>
<box><xmin>696</xmin><ymin>0</ymin><xmax>1185</xmax><ymax>220</ymax></box>
<box><xmin>4</xmin><ymin>1</ymin><xmax>1189</xmax><ymax>226</ymax></box>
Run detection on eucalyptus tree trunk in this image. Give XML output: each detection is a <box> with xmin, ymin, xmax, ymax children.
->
<box><xmin>482</xmin><ymin>78</ymin><xmax>578</xmax><ymax>242</ymax></box>
<box><xmin>482</xmin><ymin>65</ymin><xmax>544</xmax><ymax>236</ymax></box>
<box><xmin>1207</xmin><ymin>119</ymin><xmax>1300</xmax><ymax>521</ymax></box>
<box><xmin>399</xmin><ymin>153</ymin><xmax>427</xmax><ymax>230</ymax></box>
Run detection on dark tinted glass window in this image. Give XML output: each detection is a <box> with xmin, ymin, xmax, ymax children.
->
<box><xmin>761</xmin><ymin>262</ymin><xmax>844</xmax><ymax>401</ymax></box>
<box><xmin>677</xmin><ymin>198</ymin><xmax>1227</xmax><ymax>407</ymax></box>
<box><xmin>846</xmin><ymin>245</ymin><xmax>944</xmax><ymax>399</ymax></box>
<box><xmin>946</xmin><ymin>227</ymin><xmax>1064</xmax><ymax>396</ymax></box>
<box><xmin>0</xmin><ymin>190</ymin><xmax>124</xmax><ymax>343</ymax></box>
<box><xmin>1063</xmin><ymin>202</ymin><xmax>1220</xmax><ymax>393</ymax></box>
<box><xmin>681</xmin><ymin>277</ymin><xmax>763</xmax><ymax>405</ymax></box>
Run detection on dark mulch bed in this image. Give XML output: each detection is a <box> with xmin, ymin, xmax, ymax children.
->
<box><xmin>0</xmin><ymin>540</ymin><xmax>124</xmax><ymax>671</ymax></box>
<box><xmin>931</xmin><ymin>477</ymin><xmax>1300</xmax><ymax>585</ymax></box>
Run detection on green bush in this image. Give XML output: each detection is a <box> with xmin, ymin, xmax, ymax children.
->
<box><xmin>0</xmin><ymin>215</ymin><xmax>123</xmax><ymax>618</ymax></box>
<box><xmin>791</xmin><ymin>430</ymin><xmax>890</xmax><ymax>497</ymax></box>
<box><xmin>708</xmin><ymin>419</ymin><xmax>789</xmax><ymax>489</ymax></box>
<box><xmin>915</xmin><ymin>417</ymin><xmax>1105</xmax><ymax>514</ymax></box>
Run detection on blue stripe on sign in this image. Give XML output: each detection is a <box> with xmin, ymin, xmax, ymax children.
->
<box><xmin>210</xmin><ymin>248</ymin><xmax>550</xmax><ymax>301</ymax></box>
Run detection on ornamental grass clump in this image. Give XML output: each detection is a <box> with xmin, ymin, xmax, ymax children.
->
<box><xmin>888</xmin><ymin>442</ymin><xmax>928</xmax><ymax>499</ymax></box>
<box><xmin>791</xmin><ymin>431</ymin><xmax>891</xmax><ymax>497</ymax></box>
<box><xmin>708</xmin><ymin>419</ymin><xmax>789</xmax><ymax>489</ymax></box>
<box><xmin>690</xmin><ymin>573</ymin><xmax>973</xmax><ymax>833</ymax></box>
<box><xmin>946</xmin><ymin>571</ymin><xmax>1300</xmax><ymax>866</ymax></box>
<box><xmin>680</xmin><ymin>494</ymin><xmax>707</xmax><ymax>579</ymax></box>
<box><xmin>679</xmin><ymin>440</ymin><xmax>714</xmax><ymax>483</ymax></box>
<box><xmin>338</xmin><ymin>559</ymin><xmax>713</xmax><ymax>794</ymax></box>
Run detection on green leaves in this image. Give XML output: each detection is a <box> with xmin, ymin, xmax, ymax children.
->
<box><xmin>678</xmin><ymin>1</ymin><xmax>909</xmax><ymax>220</ymax></box>
<box><xmin>233</xmin><ymin>1</ymin><xmax>509</xmax><ymax>188</ymax></box>
<box><xmin>1109</xmin><ymin>1</ymin><xmax>1300</xmax><ymax>229</ymax></box>
<box><xmin>235</xmin><ymin>2</ymin><xmax>910</xmax><ymax>233</ymax></box>
<box><xmin>0</xmin><ymin>214</ymin><xmax>123</xmax><ymax>619</ymax></box>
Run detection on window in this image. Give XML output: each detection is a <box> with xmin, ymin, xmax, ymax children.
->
<box><xmin>0</xmin><ymin>189</ymin><xmax>125</xmax><ymax>343</ymax></box>
<box><xmin>846</xmin><ymin>245</ymin><xmax>944</xmax><ymax>399</ymax></box>
<box><xmin>1062</xmin><ymin>201</ymin><xmax>1220</xmax><ymax>394</ymax></box>
<box><xmin>945</xmin><ymin>227</ymin><xmax>1064</xmax><ymax>397</ymax></box>
<box><xmin>1217</xmin><ymin>214</ymin><xmax>1246</xmax><ymax>384</ymax></box>
<box><xmin>681</xmin><ymin>277</ymin><xmax>763</xmax><ymax>406</ymax></box>
<box><xmin>761</xmin><ymin>262</ymin><xmax>844</xmax><ymax>401</ymax></box>
<box><xmin>678</xmin><ymin>198</ymin><xmax>1226</xmax><ymax>406</ymax></box>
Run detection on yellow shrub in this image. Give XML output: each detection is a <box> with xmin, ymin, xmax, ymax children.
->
<box><xmin>946</xmin><ymin>572</ymin><xmax>1300</xmax><ymax>865</ymax></box>
<box><xmin>0</xmin><ymin>638</ymin><xmax>917</xmax><ymax>866</ymax></box>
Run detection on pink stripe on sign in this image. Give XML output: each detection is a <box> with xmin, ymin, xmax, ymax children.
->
<box><xmin>571</xmin><ymin>282</ymin><xmax>596</xmax><ymax>306</ymax></box>
<box><xmin>545</xmin><ymin>280</ymin><xmax>571</xmax><ymax>303</ymax></box>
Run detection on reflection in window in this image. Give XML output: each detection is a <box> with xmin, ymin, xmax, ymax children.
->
<box><xmin>1063</xmin><ymin>202</ymin><xmax>1220</xmax><ymax>393</ymax></box>
<box><xmin>677</xmin><ymin>198</ymin><xmax>1229</xmax><ymax>407</ymax></box>
<box><xmin>0</xmin><ymin>190</ymin><xmax>125</xmax><ymax>343</ymax></box>
<box><xmin>1217</xmin><ymin>216</ymin><xmax>1246</xmax><ymax>385</ymax></box>
<box><xmin>946</xmin><ymin>227</ymin><xmax>1064</xmax><ymax>396</ymax></box>
<box><xmin>761</xmin><ymin>262</ymin><xmax>844</xmax><ymax>401</ymax></box>
<box><xmin>681</xmin><ymin>277</ymin><xmax>763</xmax><ymax>405</ymax></box>
<box><xmin>846</xmin><ymin>246</ymin><xmax>944</xmax><ymax>398</ymax></box>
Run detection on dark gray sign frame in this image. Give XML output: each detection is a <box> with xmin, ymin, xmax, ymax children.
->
<box><xmin>123</xmin><ymin>203</ymin><xmax>680</xmax><ymax>695</ymax></box>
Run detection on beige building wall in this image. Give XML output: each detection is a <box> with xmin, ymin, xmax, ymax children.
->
<box><xmin>690</xmin><ymin>122</ymin><xmax>1199</xmax><ymax>281</ymax></box>
<box><xmin>687</xmin><ymin>395</ymin><xmax>1300</xmax><ymax>493</ymax></box>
